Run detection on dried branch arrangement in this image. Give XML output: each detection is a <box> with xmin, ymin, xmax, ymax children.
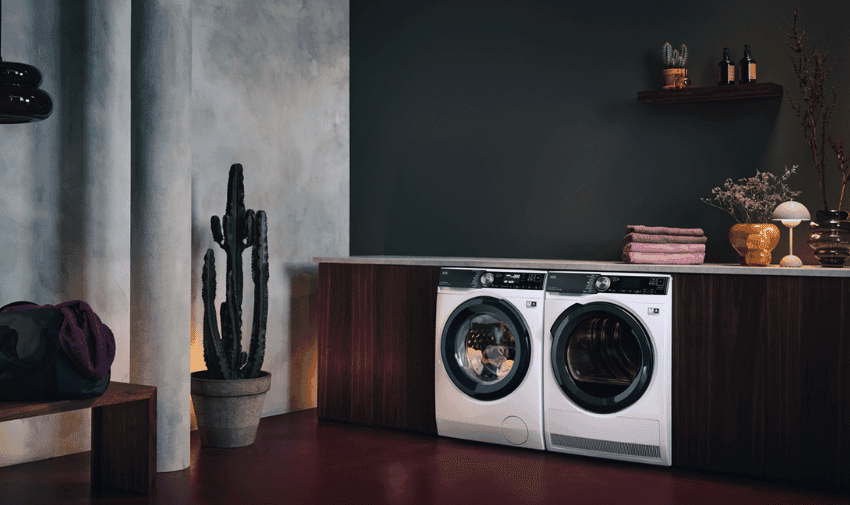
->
<box><xmin>784</xmin><ymin>8</ymin><xmax>850</xmax><ymax>211</ymax></box>
<box><xmin>702</xmin><ymin>166</ymin><xmax>801</xmax><ymax>223</ymax></box>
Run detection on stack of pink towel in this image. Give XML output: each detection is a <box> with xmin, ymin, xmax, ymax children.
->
<box><xmin>622</xmin><ymin>225</ymin><xmax>706</xmax><ymax>264</ymax></box>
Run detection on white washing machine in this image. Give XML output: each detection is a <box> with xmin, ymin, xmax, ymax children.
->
<box><xmin>435</xmin><ymin>267</ymin><xmax>546</xmax><ymax>450</ymax></box>
<box><xmin>543</xmin><ymin>271</ymin><xmax>672</xmax><ymax>466</ymax></box>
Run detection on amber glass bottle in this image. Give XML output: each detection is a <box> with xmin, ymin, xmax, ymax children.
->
<box><xmin>718</xmin><ymin>48</ymin><xmax>735</xmax><ymax>85</ymax></box>
<box><xmin>739</xmin><ymin>45</ymin><xmax>756</xmax><ymax>83</ymax></box>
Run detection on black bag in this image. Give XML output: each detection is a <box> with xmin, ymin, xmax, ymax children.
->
<box><xmin>0</xmin><ymin>301</ymin><xmax>113</xmax><ymax>400</ymax></box>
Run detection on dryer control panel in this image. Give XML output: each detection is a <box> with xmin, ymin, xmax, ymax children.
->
<box><xmin>439</xmin><ymin>269</ymin><xmax>546</xmax><ymax>290</ymax></box>
<box><xmin>546</xmin><ymin>273</ymin><xmax>668</xmax><ymax>295</ymax></box>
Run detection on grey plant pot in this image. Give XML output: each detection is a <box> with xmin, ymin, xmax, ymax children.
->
<box><xmin>190</xmin><ymin>370</ymin><xmax>272</xmax><ymax>448</ymax></box>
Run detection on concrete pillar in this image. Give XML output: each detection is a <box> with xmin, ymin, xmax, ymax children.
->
<box><xmin>83</xmin><ymin>0</ymin><xmax>132</xmax><ymax>384</ymax></box>
<box><xmin>130</xmin><ymin>0</ymin><xmax>192</xmax><ymax>472</ymax></box>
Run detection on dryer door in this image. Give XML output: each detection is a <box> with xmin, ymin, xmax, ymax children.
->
<box><xmin>550</xmin><ymin>302</ymin><xmax>654</xmax><ymax>414</ymax></box>
<box><xmin>441</xmin><ymin>296</ymin><xmax>531</xmax><ymax>401</ymax></box>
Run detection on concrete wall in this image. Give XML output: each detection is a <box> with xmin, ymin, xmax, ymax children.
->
<box><xmin>190</xmin><ymin>0</ymin><xmax>349</xmax><ymax>415</ymax></box>
<box><xmin>0</xmin><ymin>0</ymin><xmax>349</xmax><ymax>468</ymax></box>
<box><xmin>0</xmin><ymin>0</ymin><xmax>131</xmax><ymax>469</ymax></box>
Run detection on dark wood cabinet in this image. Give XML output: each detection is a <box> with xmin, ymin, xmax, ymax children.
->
<box><xmin>763</xmin><ymin>275</ymin><xmax>850</xmax><ymax>487</ymax></box>
<box><xmin>672</xmin><ymin>274</ymin><xmax>767</xmax><ymax>476</ymax></box>
<box><xmin>317</xmin><ymin>263</ymin><xmax>441</xmax><ymax>434</ymax></box>
<box><xmin>673</xmin><ymin>273</ymin><xmax>850</xmax><ymax>487</ymax></box>
<box><xmin>317</xmin><ymin>261</ymin><xmax>849</xmax><ymax>488</ymax></box>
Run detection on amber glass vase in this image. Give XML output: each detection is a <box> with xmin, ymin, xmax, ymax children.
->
<box><xmin>728</xmin><ymin>223</ymin><xmax>780</xmax><ymax>266</ymax></box>
<box><xmin>808</xmin><ymin>210</ymin><xmax>850</xmax><ymax>267</ymax></box>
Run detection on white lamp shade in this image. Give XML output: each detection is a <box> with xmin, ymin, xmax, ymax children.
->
<box><xmin>772</xmin><ymin>201</ymin><xmax>811</xmax><ymax>221</ymax></box>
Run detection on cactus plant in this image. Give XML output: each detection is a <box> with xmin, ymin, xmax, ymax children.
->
<box><xmin>663</xmin><ymin>42</ymin><xmax>688</xmax><ymax>68</ymax></box>
<box><xmin>201</xmin><ymin>163</ymin><xmax>269</xmax><ymax>380</ymax></box>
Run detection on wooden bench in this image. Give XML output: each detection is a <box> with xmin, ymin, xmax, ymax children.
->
<box><xmin>0</xmin><ymin>381</ymin><xmax>156</xmax><ymax>495</ymax></box>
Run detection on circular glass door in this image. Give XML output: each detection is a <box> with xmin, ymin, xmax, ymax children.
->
<box><xmin>550</xmin><ymin>302</ymin><xmax>654</xmax><ymax>413</ymax></box>
<box><xmin>441</xmin><ymin>296</ymin><xmax>531</xmax><ymax>400</ymax></box>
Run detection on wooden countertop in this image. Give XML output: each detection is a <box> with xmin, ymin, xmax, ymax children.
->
<box><xmin>313</xmin><ymin>256</ymin><xmax>850</xmax><ymax>277</ymax></box>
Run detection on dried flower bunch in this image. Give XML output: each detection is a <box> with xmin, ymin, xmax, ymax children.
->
<box><xmin>702</xmin><ymin>166</ymin><xmax>801</xmax><ymax>223</ymax></box>
<box><xmin>663</xmin><ymin>42</ymin><xmax>688</xmax><ymax>68</ymax></box>
<box><xmin>784</xmin><ymin>8</ymin><xmax>850</xmax><ymax>211</ymax></box>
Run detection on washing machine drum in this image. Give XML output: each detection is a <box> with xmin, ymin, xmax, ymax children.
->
<box><xmin>550</xmin><ymin>302</ymin><xmax>654</xmax><ymax>414</ymax></box>
<box><xmin>441</xmin><ymin>296</ymin><xmax>531</xmax><ymax>401</ymax></box>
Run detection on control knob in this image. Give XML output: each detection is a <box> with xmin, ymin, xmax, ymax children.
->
<box><xmin>594</xmin><ymin>276</ymin><xmax>611</xmax><ymax>292</ymax></box>
<box><xmin>480</xmin><ymin>272</ymin><xmax>495</xmax><ymax>287</ymax></box>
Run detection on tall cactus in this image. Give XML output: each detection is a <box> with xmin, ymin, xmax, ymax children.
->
<box><xmin>201</xmin><ymin>163</ymin><xmax>269</xmax><ymax>380</ymax></box>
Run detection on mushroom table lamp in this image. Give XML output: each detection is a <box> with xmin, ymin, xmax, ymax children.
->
<box><xmin>771</xmin><ymin>201</ymin><xmax>811</xmax><ymax>267</ymax></box>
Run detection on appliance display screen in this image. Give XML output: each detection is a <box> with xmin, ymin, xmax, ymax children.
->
<box><xmin>620</xmin><ymin>277</ymin><xmax>641</xmax><ymax>289</ymax></box>
<box><xmin>546</xmin><ymin>274</ymin><xmax>591</xmax><ymax>294</ymax></box>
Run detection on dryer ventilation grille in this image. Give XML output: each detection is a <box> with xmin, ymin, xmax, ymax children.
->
<box><xmin>550</xmin><ymin>433</ymin><xmax>661</xmax><ymax>459</ymax></box>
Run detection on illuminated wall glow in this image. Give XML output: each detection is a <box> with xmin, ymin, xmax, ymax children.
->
<box><xmin>288</xmin><ymin>268</ymin><xmax>320</xmax><ymax>410</ymax></box>
<box><xmin>190</xmin><ymin>319</ymin><xmax>206</xmax><ymax>430</ymax></box>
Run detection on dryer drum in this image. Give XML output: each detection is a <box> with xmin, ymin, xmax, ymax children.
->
<box><xmin>550</xmin><ymin>302</ymin><xmax>654</xmax><ymax>414</ymax></box>
<box><xmin>566</xmin><ymin>316</ymin><xmax>641</xmax><ymax>396</ymax></box>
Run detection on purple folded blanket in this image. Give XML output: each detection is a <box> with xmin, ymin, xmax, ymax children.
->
<box><xmin>623</xmin><ymin>233</ymin><xmax>708</xmax><ymax>244</ymax></box>
<box><xmin>0</xmin><ymin>300</ymin><xmax>115</xmax><ymax>381</ymax></box>
<box><xmin>622</xmin><ymin>251</ymin><xmax>706</xmax><ymax>264</ymax></box>
<box><xmin>627</xmin><ymin>225</ymin><xmax>705</xmax><ymax>236</ymax></box>
<box><xmin>623</xmin><ymin>242</ymin><xmax>706</xmax><ymax>253</ymax></box>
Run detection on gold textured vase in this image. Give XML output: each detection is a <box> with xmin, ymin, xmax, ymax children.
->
<box><xmin>729</xmin><ymin>223</ymin><xmax>780</xmax><ymax>266</ymax></box>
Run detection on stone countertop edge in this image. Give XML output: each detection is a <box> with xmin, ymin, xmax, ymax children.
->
<box><xmin>312</xmin><ymin>256</ymin><xmax>850</xmax><ymax>277</ymax></box>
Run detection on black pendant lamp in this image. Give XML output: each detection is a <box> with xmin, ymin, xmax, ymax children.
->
<box><xmin>0</xmin><ymin>0</ymin><xmax>52</xmax><ymax>123</ymax></box>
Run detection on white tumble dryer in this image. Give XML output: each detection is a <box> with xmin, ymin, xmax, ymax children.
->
<box><xmin>435</xmin><ymin>267</ymin><xmax>546</xmax><ymax>450</ymax></box>
<box><xmin>543</xmin><ymin>271</ymin><xmax>673</xmax><ymax>466</ymax></box>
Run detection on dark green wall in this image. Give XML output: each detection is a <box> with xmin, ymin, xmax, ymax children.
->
<box><xmin>351</xmin><ymin>0</ymin><xmax>850</xmax><ymax>264</ymax></box>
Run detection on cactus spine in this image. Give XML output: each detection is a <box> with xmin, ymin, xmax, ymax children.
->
<box><xmin>201</xmin><ymin>163</ymin><xmax>269</xmax><ymax>380</ymax></box>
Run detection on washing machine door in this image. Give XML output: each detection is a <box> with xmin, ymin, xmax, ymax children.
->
<box><xmin>550</xmin><ymin>302</ymin><xmax>654</xmax><ymax>414</ymax></box>
<box><xmin>441</xmin><ymin>296</ymin><xmax>531</xmax><ymax>401</ymax></box>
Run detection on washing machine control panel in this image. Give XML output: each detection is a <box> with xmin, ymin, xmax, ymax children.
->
<box><xmin>547</xmin><ymin>273</ymin><xmax>668</xmax><ymax>295</ymax></box>
<box><xmin>439</xmin><ymin>269</ymin><xmax>546</xmax><ymax>290</ymax></box>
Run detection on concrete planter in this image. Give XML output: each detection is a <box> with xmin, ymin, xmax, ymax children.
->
<box><xmin>190</xmin><ymin>370</ymin><xmax>272</xmax><ymax>448</ymax></box>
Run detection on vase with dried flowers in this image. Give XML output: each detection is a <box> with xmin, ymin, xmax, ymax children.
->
<box><xmin>702</xmin><ymin>166</ymin><xmax>800</xmax><ymax>266</ymax></box>
<box><xmin>784</xmin><ymin>8</ymin><xmax>850</xmax><ymax>266</ymax></box>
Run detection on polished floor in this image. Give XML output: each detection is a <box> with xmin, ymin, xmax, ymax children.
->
<box><xmin>2</xmin><ymin>408</ymin><xmax>849</xmax><ymax>505</ymax></box>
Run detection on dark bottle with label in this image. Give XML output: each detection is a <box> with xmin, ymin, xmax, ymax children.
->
<box><xmin>739</xmin><ymin>45</ymin><xmax>756</xmax><ymax>84</ymax></box>
<box><xmin>718</xmin><ymin>48</ymin><xmax>735</xmax><ymax>85</ymax></box>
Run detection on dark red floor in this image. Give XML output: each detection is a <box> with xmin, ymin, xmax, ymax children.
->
<box><xmin>1</xmin><ymin>408</ymin><xmax>849</xmax><ymax>504</ymax></box>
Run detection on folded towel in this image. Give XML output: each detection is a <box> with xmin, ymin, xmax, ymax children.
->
<box><xmin>627</xmin><ymin>225</ymin><xmax>705</xmax><ymax>236</ymax></box>
<box><xmin>622</xmin><ymin>251</ymin><xmax>706</xmax><ymax>264</ymax></box>
<box><xmin>623</xmin><ymin>233</ymin><xmax>708</xmax><ymax>244</ymax></box>
<box><xmin>623</xmin><ymin>242</ymin><xmax>706</xmax><ymax>253</ymax></box>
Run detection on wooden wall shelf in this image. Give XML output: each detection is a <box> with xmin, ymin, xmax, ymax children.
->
<box><xmin>638</xmin><ymin>82</ymin><xmax>783</xmax><ymax>103</ymax></box>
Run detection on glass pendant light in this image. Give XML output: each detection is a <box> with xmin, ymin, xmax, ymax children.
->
<box><xmin>0</xmin><ymin>0</ymin><xmax>52</xmax><ymax>123</ymax></box>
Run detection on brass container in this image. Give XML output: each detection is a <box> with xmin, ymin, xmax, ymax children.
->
<box><xmin>662</xmin><ymin>68</ymin><xmax>690</xmax><ymax>89</ymax></box>
<box><xmin>729</xmin><ymin>223</ymin><xmax>780</xmax><ymax>266</ymax></box>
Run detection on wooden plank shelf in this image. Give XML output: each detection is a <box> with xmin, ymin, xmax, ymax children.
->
<box><xmin>638</xmin><ymin>82</ymin><xmax>783</xmax><ymax>103</ymax></box>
